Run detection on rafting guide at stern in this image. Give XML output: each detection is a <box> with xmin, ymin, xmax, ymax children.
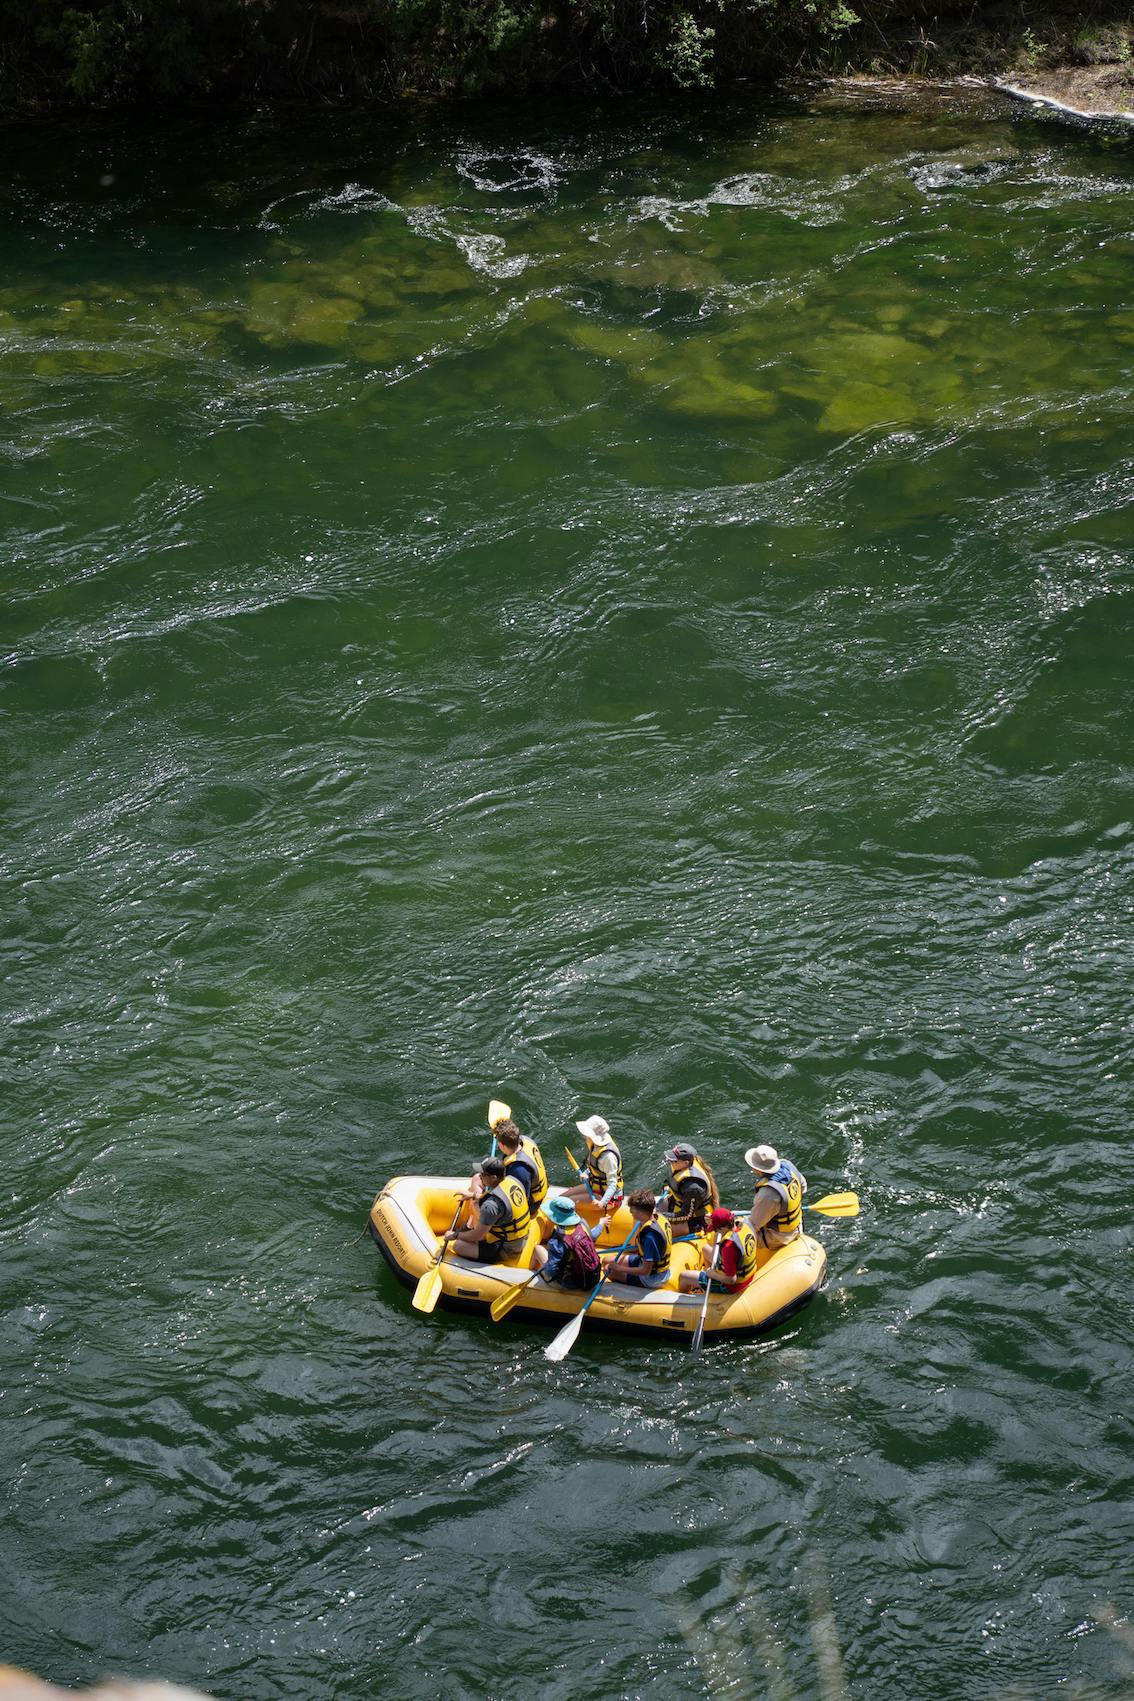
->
<box><xmin>745</xmin><ymin>1143</ymin><xmax>806</xmax><ymax>1246</ymax></box>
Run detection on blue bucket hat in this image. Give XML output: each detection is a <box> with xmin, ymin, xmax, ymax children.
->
<box><xmin>542</xmin><ymin>1196</ymin><xmax>581</xmax><ymax>1229</ymax></box>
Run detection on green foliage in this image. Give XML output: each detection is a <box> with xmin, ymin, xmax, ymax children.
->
<box><xmin>1072</xmin><ymin>19</ymin><xmax>1133</xmax><ymax>64</ymax></box>
<box><xmin>50</xmin><ymin>2</ymin><xmax>206</xmax><ymax>98</ymax></box>
<box><xmin>0</xmin><ymin>0</ymin><xmax>1128</xmax><ymax>107</ymax></box>
<box><xmin>663</xmin><ymin>12</ymin><xmax>716</xmax><ymax>88</ymax></box>
<box><xmin>0</xmin><ymin>0</ymin><xmax>875</xmax><ymax>103</ymax></box>
<box><xmin>1016</xmin><ymin>25</ymin><xmax>1043</xmax><ymax>71</ymax></box>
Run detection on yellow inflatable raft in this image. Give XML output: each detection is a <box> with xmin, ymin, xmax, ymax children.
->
<box><xmin>369</xmin><ymin>1176</ymin><xmax>827</xmax><ymax>1345</ymax></box>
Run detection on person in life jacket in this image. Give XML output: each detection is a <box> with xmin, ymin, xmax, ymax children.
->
<box><xmin>658</xmin><ymin>1141</ymin><xmax>719</xmax><ymax>1235</ymax></box>
<box><xmin>564</xmin><ymin>1114</ymin><xmax>624</xmax><ymax>1213</ymax></box>
<box><xmin>528</xmin><ymin>1195</ymin><xmax>604</xmax><ymax>1290</ymax></box>
<box><xmin>603</xmin><ymin>1188</ymin><xmax>673</xmax><ymax>1289</ymax></box>
<box><xmin>677</xmin><ymin>1207</ymin><xmax>759</xmax><ymax>1293</ymax></box>
<box><xmin>444</xmin><ymin>1156</ymin><xmax>531</xmax><ymax>1264</ymax></box>
<box><xmin>492</xmin><ymin>1120</ymin><xmax>548</xmax><ymax>1210</ymax></box>
<box><xmin>745</xmin><ymin>1144</ymin><xmax>807</xmax><ymax>1247</ymax></box>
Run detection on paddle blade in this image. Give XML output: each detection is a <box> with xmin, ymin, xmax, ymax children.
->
<box><xmin>412</xmin><ymin>1263</ymin><xmax>444</xmax><ymax>1314</ymax></box>
<box><xmin>563</xmin><ymin>1146</ymin><xmax>581</xmax><ymax>1172</ymax></box>
<box><xmin>488</xmin><ymin>1099</ymin><xmax>512</xmax><ymax>1128</ymax></box>
<box><xmin>490</xmin><ymin>1280</ymin><xmax>529</xmax><ymax>1323</ymax></box>
<box><xmin>691</xmin><ymin>1316</ymin><xmax>708</xmax><ymax>1357</ymax></box>
<box><xmin>807</xmin><ymin>1191</ymin><xmax>860</xmax><ymax>1218</ymax></box>
<box><xmin>544</xmin><ymin>1309</ymin><xmax>585</xmax><ymax>1361</ymax></box>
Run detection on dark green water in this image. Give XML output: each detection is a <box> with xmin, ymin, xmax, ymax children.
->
<box><xmin>2</xmin><ymin>87</ymin><xmax>1133</xmax><ymax>1700</ymax></box>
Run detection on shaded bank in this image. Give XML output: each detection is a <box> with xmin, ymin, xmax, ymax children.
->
<box><xmin>1</xmin><ymin>0</ymin><xmax>1133</xmax><ymax>110</ymax></box>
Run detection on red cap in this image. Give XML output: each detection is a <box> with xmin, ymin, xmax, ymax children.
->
<box><xmin>709</xmin><ymin>1207</ymin><xmax>734</xmax><ymax>1230</ymax></box>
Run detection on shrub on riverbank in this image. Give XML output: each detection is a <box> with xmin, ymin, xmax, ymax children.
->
<box><xmin>0</xmin><ymin>0</ymin><xmax>1131</xmax><ymax>108</ymax></box>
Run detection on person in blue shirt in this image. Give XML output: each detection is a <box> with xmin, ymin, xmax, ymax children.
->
<box><xmin>603</xmin><ymin>1189</ymin><xmax>673</xmax><ymax>1289</ymax></box>
<box><xmin>529</xmin><ymin>1195</ymin><xmax>604</xmax><ymax>1290</ymax></box>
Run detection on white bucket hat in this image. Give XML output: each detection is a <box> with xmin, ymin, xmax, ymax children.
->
<box><xmin>745</xmin><ymin>1144</ymin><xmax>779</xmax><ymax>1173</ymax></box>
<box><xmin>576</xmin><ymin>1114</ymin><xmax>612</xmax><ymax>1147</ymax></box>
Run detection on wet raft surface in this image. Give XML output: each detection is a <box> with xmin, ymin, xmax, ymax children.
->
<box><xmin>3</xmin><ymin>88</ymin><xmax>1134</xmax><ymax>1701</ymax></box>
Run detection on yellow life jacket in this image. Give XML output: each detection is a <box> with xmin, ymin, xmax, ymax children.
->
<box><xmin>754</xmin><ymin>1161</ymin><xmax>804</xmax><ymax>1239</ymax></box>
<box><xmin>586</xmin><ymin>1141</ymin><xmax>624</xmax><ymax>1202</ymax></box>
<box><xmin>520</xmin><ymin>1136</ymin><xmax>548</xmax><ymax>1208</ymax></box>
<box><xmin>664</xmin><ymin>1156</ymin><xmax>718</xmax><ymax>1220</ymax></box>
<box><xmin>725</xmin><ymin>1217</ymin><xmax>760</xmax><ymax>1285</ymax></box>
<box><xmin>632</xmin><ymin>1212</ymin><xmax>672</xmax><ymax>1281</ymax></box>
<box><xmin>503</xmin><ymin>1137</ymin><xmax>548</xmax><ymax>1209</ymax></box>
<box><xmin>483</xmin><ymin>1175</ymin><xmax>532</xmax><ymax>1245</ymax></box>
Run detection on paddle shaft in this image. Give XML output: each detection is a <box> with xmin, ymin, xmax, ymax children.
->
<box><xmin>543</xmin><ymin>1222</ymin><xmax>640</xmax><ymax>1360</ymax></box>
<box><xmin>565</xmin><ymin>1146</ymin><xmax>602</xmax><ymax>1203</ymax></box>
<box><xmin>690</xmin><ymin>1235</ymin><xmax>721</xmax><ymax>1356</ymax></box>
<box><xmin>436</xmin><ymin>1196</ymin><xmax>465</xmax><ymax>1255</ymax></box>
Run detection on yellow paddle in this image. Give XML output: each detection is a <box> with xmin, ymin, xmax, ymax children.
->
<box><xmin>490</xmin><ymin>1265</ymin><xmax>545</xmax><ymax>1322</ymax></box>
<box><xmin>564</xmin><ymin>1146</ymin><xmax>581</xmax><ymax>1173</ymax></box>
<box><xmin>411</xmin><ymin>1196</ymin><xmax>464</xmax><ymax>1314</ymax></box>
<box><xmin>415</xmin><ymin>1100</ymin><xmax>510</xmax><ymax>1314</ymax></box>
<box><xmin>805</xmin><ymin>1191</ymin><xmax>860</xmax><ymax>1218</ymax></box>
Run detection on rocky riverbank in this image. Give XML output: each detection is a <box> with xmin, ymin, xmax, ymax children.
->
<box><xmin>996</xmin><ymin>64</ymin><xmax>1134</xmax><ymax>117</ymax></box>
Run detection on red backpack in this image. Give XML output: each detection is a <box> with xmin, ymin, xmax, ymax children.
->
<box><xmin>567</xmin><ymin>1224</ymin><xmax>602</xmax><ymax>1289</ymax></box>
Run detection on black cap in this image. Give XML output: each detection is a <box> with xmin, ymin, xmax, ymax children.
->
<box><xmin>479</xmin><ymin>1156</ymin><xmax>506</xmax><ymax>1178</ymax></box>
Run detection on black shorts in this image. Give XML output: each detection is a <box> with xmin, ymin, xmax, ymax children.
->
<box><xmin>475</xmin><ymin>1240</ymin><xmax>525</xmax><ymax>1264</ymax></box>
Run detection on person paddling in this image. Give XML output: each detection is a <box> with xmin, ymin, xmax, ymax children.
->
<box><xmin>745</xmin><ymin>1144</ymin><xmax>807</xmax><ymax>1246</ymax></box>
<box><xmin>493</xmin><ymin>1119</ymin><xmax>548</xmax><ymax>1210</ymax></box>
<box><xmin>678</xmin><ymin>1207</ymin><xmax>759</xmax><ymax>1293</ymax></box>
<box><xmin>528</xmin><ymin>1196</ymin><xmax>605</xmax><ymax>1290</ymax></box>
<box><xmin>564</xmin><ymin>1114</ymin><xmax>624</xmax><ymax>1214</ymax></box>
<box><xmin>602</xmin><ymin>1188</ymin><xmax>673</xmax><ymax>1289</ymax></box>
<box><xmin>658</xmin><ymin>1141</ymin><xmax>719</xmax><ymax>1236</ymax></box>
<box><xmin>444</xmin><ymin>1156</ymin><xmax>531</xmax><ymax>1264</ymax></box>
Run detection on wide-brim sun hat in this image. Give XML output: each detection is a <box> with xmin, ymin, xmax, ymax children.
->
<box><xmin>744</xmin><ymin>1144</ymin><xmax>779</xmax><ymax>1173</ymax></box>
<box><xmin>576</xmin><ymin>1114</ymin><xmax>611</xmax><ymax>1145</ymax></box>
<box><xmin>542</xmin><ymin>1195</ymin><xmax>581</xmax><ymax>1228</ymax></box>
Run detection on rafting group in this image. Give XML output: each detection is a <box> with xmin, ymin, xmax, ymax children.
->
<box><xmin>369</xmin><ymin>1099</ymin><xmax>858</xmax><ymax>1352</ymax></box>
<box><xmin>445</xmin><ymin>1108</ymin><xmax>809</xmax><ymax>1297</ymax></box>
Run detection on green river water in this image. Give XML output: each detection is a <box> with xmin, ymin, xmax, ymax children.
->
<box><xmin>2</xmin><ymin>86</ymin><xmax>1133</xmax><ymax>1700</ymax></box>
